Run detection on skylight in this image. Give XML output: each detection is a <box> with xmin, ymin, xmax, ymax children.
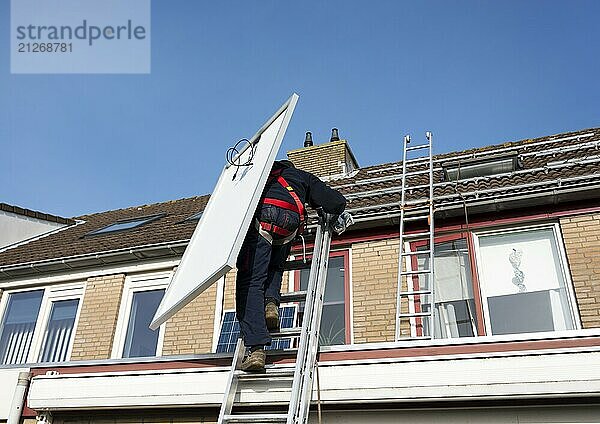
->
<box><xmin>185</xmin><ymin>210</ymin><xmax>204</xmax><ymax>221</ymax></box>
<box><xmin>86</xmin><ymin>215</ymin><xmax>162</xmax><ymax>236</ymax></box>
<box><xmin>442</xmin><ymin>154</ymin><xmax>521</xmax><ymax>181</ymax></box>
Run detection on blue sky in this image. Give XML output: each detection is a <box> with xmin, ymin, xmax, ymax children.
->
<box><xmin>1</xmin><ymin>1</ymin><xmax>599</xmax><ymax>218</ymax></box>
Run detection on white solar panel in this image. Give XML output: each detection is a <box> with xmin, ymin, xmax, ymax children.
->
<box><xmin>150</xmin><ymin>94</ymin><xmax>299</xmax><ymax>329</ymax></box>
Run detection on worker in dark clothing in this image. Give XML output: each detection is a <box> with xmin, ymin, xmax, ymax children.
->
<box><xmin>236</xmin><ymin>160</ymin><xmax>347</xmax><ymax>372</ymax></box>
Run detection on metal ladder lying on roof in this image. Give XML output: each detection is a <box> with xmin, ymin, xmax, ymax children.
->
<box><xmin>395</xmin><ymin>132</ymin><xmax>437</xmax><ymax>341</ymax></box>
<box><xmin>218</xmin><ymin>213</ymin><xmax>335</xmax><ymax>424</ymax></box>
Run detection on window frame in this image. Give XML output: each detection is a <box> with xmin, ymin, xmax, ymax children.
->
<box><xmin>472</xmin><ymin>222</ymin><xmax>582</xmax><ymax>335</ymax></box>
<box><xmin>406</xmin><ymin>232</ymin><xmax>485</xmax><ymax>339</ymax></box>
<box><xmin>0</xmin><ymin>282</ymin><xmax>85</xmax><ymax>364</ymax></box>
<box><xmin>405</xmin><ymin>222</ymin><xmax>581</xmax><ymax>339</ymax></box>
<box><xmin>111</xmin><ymin>272</ymin><xmax>170</xmax><ymax>359</ymax></box>
<box><xmin>293</xmin><ymin>250</ymin><xmax>352</xmax><ymax>345</ymax></box>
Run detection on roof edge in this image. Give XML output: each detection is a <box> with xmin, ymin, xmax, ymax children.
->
<box><xmin>0</xmin><ymin>203</ymin><xmax>75</xmax><ymax>225</ymax></box>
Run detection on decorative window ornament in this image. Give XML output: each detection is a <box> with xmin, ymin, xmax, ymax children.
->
<box><xmin>509</xmin><ymin>248</ymin><xmax>527</xmax><ymax>293</ymax></box>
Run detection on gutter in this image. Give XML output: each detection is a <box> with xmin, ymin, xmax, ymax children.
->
<box><xmin>0</xmin><ymin>240</ymin><xmax>189</xmax><ymax>280</ymax></box>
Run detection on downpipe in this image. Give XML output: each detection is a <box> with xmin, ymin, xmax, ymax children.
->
<box><xmin>8</xmin><ymin>371</ymin><xmax>32</xmax><ymax>424</ymax></box>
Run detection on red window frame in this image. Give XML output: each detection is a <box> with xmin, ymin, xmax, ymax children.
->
<box><xmin>408</xmin><ymin>232</ymin><xmax>486</xmax><ymax>337</ymax></box>
<box><xmin>292</xmin><ymin>250</ymin><xmax>352</xmax><ymax>344</ymax></box>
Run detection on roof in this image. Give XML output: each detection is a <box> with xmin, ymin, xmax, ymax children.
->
<box><xmin>334</xmin><ymin>127</ymin><xmax>600</xmax><ymax>219</ymax></box>
<box><xmin>0</xmin><ymin>203</ymin><xmax>74</xmax><ymax>225</ymax></box>
<box><xmin>1</xmin><ymin>126</ymin><xmax>599</xmax><ymax>271</ymax></box>
<box><xmin>0</xmin><ymin>196</ymin><xmax>208</xmax><ymax>269</ymax></box>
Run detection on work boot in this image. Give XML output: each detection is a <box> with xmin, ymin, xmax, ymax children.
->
<box><xmin>265</xmin><ymin>301</ymin><xmax>280</xmax><ymax>331</ymax></box>
<box><xmin>240</xmin><ymin>347</ymin><xmax>266</xmax><ymax>373</ymax></box>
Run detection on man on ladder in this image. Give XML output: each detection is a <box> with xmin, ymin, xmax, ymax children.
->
<box><xmin>236</xmin><ymin>159</ymin><xmax>348</xmax><ymax>372</ymax></box>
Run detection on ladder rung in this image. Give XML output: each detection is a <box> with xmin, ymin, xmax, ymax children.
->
<box><xmin>403</xmin><ymin>205</ymin><xmax>430</xmax><ymax>213</ymax></box>
<box><xmin>405</xmin><ymin>157</ymin><xmax>428</xmax><ymax>165</ymax></box>
<box><xmin>399</xmin><ymin>290</ymin><xmax>432</xmax><ymax>296</ymax></box>
<box><xmin>399</xmin><ymin>312</ymin><xmax>432</xmax><ymax>318</ymax></box>
<box><xmin>400</xmin><ymin>269</ymin><xmax>432</xmax><ymax>276</ymax></box>
<box><xmin>224</xmin><ymin>414</ymin><xmax>287</xmax><ymax>423</ymax></box>
<box><xmin>404</xmin><ymin>183</ymin><xmax>431</xmax><ymax>191</ymax></box>
<box><xmin>234</xmin><ymin>368</ymin><xmax>295</xmax><ymax>379</ymax></box>
<box><xmin>402</xmin><ymin>231</ymin><xmax>431</xmax><ymax>239</ymax></box>
<box><xmin>270</xmin><ymin>327</ymin><xmax>302</xmax><ymax>338</ymax></box>
<box><xmin>404</xmin><ymin>169</ymin><xmax>430</xmax><ymax>177</ymax></box>
<box><xmin>405</xmin><ymin>198</ymin><xmax>431</xmax><ymax>206</ymax></box>
<box><xmin>401</xmin><ymin>250</ymin><xmax>431</xmax><ymax>256</ymax></box>
<box><xmin>403</xmin><ymin>215</ymin><xmax>430</xmax><ymax>222</ymax></box>
<box><xmin>280</xmin><ymin>290</ymin><xmax>307</xmax><ymax>303</ymax></box>
<box><xmin>265</xmin><ymin>347</ymin><xmax>298</xmax><ymax>355</ymax></box>
<box><xmin>406</xmin><ymin>143</ymin><xmax>430</xmax><ymax>152</ymax></box>
<box><xmin>283</xmin><ymin>260</ymin><xmax>312</xmax><ymax>271</ymax></box>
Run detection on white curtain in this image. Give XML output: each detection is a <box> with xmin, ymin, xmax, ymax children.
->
<box><xmin>0</xmin><ymin>322</ymin><xmax>36</xmax><ymax>364</ymax></box>
<box><xmin>39</xmin><ymin>299</ymin><xmax>79</xmax><ymax>363</ymax></box>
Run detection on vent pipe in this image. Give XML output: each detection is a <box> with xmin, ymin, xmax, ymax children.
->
<box><xmin>330</xmin><ymin>128</ymin><xmax>340</xmax><ymax>142</ymax></box>
<box><xmin>304</xmin><ymin>132</ymin><xmax>313</xmax><ymax>147</ymax></box>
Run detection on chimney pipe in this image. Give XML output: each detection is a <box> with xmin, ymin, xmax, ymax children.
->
<box><xmin>330</xmin><ymin>128</ymin><xmax>340</xmax><ymax>142</ymax></box>
<box><xmin>304</xmin><ymin>131</ymin><xmax>313</xmax><ymax>147</ymax></box>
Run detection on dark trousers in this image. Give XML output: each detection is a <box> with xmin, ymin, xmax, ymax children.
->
<box><xmin>235</xmin><ymin>206</ymin><xmax>297</xmax><ymax>347</ymax></box>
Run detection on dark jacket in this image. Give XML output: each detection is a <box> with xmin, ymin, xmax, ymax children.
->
<box><xmin>262</xmin><ymin>162</ymin><xmax>347</xmax><ymax>215</ymax></box>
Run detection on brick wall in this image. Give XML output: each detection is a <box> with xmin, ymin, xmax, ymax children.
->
<box><xmin>287</xmin><ymin>140</ymin><xmax>357</xmax><ymax>178</ymax></box>
<box><xmin>223</xmin><ymin>269</ymin><xmax>237</xmax><ymax>311</ymax></box>
<box><xmin>70</xmin><ymin>274</ymin><xmax>125</xmax><ymax>360</ymax></box>
<box><xmin>162</xmin><ymin>283</ymin><xmax>217</xmax><ymax>355</ymax></box>
<box><xmin>560</xmin><ymin>213</ymin><xmax>600</xmax><ymax>328</ymax></box>
<box><xmin>352</xmin><ymin>239</ymin><xmax>399</xmax><ymax>343</ymax></box>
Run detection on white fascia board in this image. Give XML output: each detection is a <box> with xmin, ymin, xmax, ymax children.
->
<box><xmin>27</xmin><ymin>350</ymin><xmax>600</xmax><ymax>410</ymax></box>
<box><xmin>0</xmin><ymin>258</ymin><xmax>180</xmax><ymax>290</ymax></box>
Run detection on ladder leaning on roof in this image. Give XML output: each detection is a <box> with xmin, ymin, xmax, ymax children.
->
<box><xmin>395</xmin><ymin>132</ymin><xmax>436</xmax><ymax>341</ymax></box>
<box><xmin>218</xmin><ymin>213</ymin><xmax>337</xmax><ymax>424</ymax></box>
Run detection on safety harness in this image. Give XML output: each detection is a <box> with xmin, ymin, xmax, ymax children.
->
<box><xmin>255</xmin><ymin>167</ymin><xmax>306</xmax><ymax>245</ymax></box>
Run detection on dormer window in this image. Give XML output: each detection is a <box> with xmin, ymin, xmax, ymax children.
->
<box><xmin>86</xmin><ymin>214</ymin><xmax>163</xmax><ymax>236</ymax></box>
<box><xmin>442</xmin><ymin>154</ymin><xmax>521</xmax><ymax>181</ymax></box>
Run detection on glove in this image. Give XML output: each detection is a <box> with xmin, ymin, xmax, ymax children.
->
<box><xmin>333</xmin><ymin>211</ymin><xmax>354</xmax><ymax>235</ymax></box>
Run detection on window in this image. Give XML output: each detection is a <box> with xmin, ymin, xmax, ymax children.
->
<box><xmin>442</xmin><ymin>154</ymin><xmax>521</xmax><ymax>181</ymax></box>
<box><xmin>112</xmin><ymin>273</ymin><xmax>170</xmax><ymax>359</ymax></box>
<box><xmin>39</xmin><ymin>299</ymin><xmax>79</xmax><ymax>362</ymax></box>
<box><xmin>0</xmin><ymin>290</ymin><xmax>44</xmax><ymax>364</ymax></box>
<box><xmin>412</xmin><ymin>238</ymin><xmax>479</xmax><ymax>338</ymax></box>
<box><xmin>296</xmin><ymin>252</ymin><xmax>350</xmax><ymax>346</ymax></box>
<box><xmin>185</xmin><ymin>211</ymin><xmax>204</xmax><ymax>221</ymax></box>
<box><xmin>474</xmin><ymin>226</ymin><xmax>577</xmax><ymax>335</ymax></box>
<box><xmin>122</xmin><ymin>289</ymin><xmax>164</xmax><ymax>357</ymax></box>
<box><xmin>403</xmin><ymin>224</ymin><xmax>578</xmax><ymax>340</ymax></box>
<box><xmin>0</xmin><ymin>284</ymin><xmax>84</xmax><ymax>365</ymax></box>
<box><xmin>86</xmin><ymin>214</ymin><xmax>163</xmax><ymax>236</ymax></box>
<box><xmin>215</xmin><ymin>306</ymin><xmax>297</xmax><ymax>353</ymax></box>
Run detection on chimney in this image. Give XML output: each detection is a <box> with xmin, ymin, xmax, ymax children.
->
<box><xmin>330</xmin><ymin>128</ymin><xmax>340</xmax><ymax>142</ymax></box>
<box><xmin>287</xmin><ymin>128</ymin><xmax>359</xmax><ymax>179</ymax></box>
<box><xmin>304</xmin><ymin>131</ymin><xmax>313</xmax><ymax>147</ymax></box>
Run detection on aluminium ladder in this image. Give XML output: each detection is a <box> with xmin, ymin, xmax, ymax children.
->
<box><xmin>218</xmin><ymin>213</ymin><xmax>336</xmax><ymax>424</ymax></box>
<box><xmin>395</xmin><ymin>132</ymin><xmax>437</xmax><ymax>341</ymax></box>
